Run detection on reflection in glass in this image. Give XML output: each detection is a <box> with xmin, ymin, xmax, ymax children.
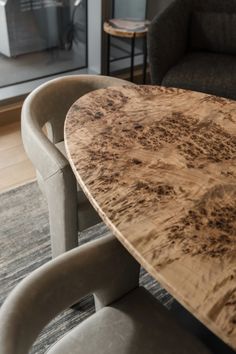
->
<box><xmin>0</xmin><ymin>0</ymin><xmax>87</xmax><ymax>88</ymax></box>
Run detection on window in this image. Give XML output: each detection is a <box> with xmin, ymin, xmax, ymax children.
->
<box><xmin>0</xmin><ymin>0</ymin><xmax>87</xmax><ymax>89</ymax></box>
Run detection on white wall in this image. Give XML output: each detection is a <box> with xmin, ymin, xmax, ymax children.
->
<box><xmin>0</xmin><ymin>5</ymin><xmax>10</xmax><ymax>57</ymax></box>
<box><xmin>114</xmin><ymin>0</ymin><xmax>146</xmax><ymax>20</ymax></box>
<box><xmin>87</xmin><ymin>0</ymin><xmax>102</xmax><ymax>73</ymax></box>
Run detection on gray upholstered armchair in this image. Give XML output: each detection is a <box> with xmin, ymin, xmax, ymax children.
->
<box><xmin>148</xmin><ymin>0</ymin><xmax>236</xmax><ymax>100</ymax></box>
<box><xmin>0</xmin><ymin>235</ymin><xmax>211</xmax><ymax>354</ymax></box>
<box><xmin>21</xmin><ymin>75</ymin><xmax>133</xmax><ymax>258</ymax></box>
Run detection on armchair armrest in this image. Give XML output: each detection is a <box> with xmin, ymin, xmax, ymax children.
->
<box><xmin>21</xmin><ymin>99</ymin><xmax>70</xmax><ymax>181</ymax></box>
<box><xmin>0</xmin><ymin>235</ymin><xmax>140</xmax><ymax>354</ymax></box>
<box><xmin>148</xmin><ymin>0</ymin><xmax>190</xmax><ymax>84</ymax></box>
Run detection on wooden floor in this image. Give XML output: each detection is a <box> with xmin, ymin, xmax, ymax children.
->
<box><xmin>0</xmin><ymin>120</ymin><xmax>36</xmax><ymax>193</ymax></box>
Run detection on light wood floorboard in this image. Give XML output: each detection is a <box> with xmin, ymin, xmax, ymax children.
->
<box><xmin>0</xmin><ymin>120</ymin><xmax>36</xmax><ymax>193</ymax></box>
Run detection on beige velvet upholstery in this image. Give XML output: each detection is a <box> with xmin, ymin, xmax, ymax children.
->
<box><xmin>21</xmin><ymin>75</ymin><xmax>134</xmax><ymax>257</ymax></box>
<box><xmin>0</xmin><ymin>236</ymin><xmax>211</xmax><ymax>354</ymax></box>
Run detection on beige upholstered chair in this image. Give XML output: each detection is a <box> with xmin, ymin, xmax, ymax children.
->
<box><xmin>21</xmin><ymin>75</ymin><xmax>133</xmax><ymax>258</ymax></box>
<box><xmin>0</xmin><ymin>235</ymin><xmax>211</xmax><ymax>354</ymax></box>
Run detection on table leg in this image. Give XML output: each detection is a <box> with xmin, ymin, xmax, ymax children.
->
<box><xmin>107</xmin><ymin>34</ymin><xmax>111</xmax><ymax>76</ymax></box>
<box><xmin>130</xmin><ymin>35</ymin><xmax>135</xmax><ymax>82</ymax></box>
<box><xmin>143</xmin><ymin>35</ymin><xmax>147</xmax><ymax>84</ymax></box>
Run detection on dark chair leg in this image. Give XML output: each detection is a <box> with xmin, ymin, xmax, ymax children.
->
<box><xmin>143</xmin><ymin>35</ymin><xmax>147</xmax><ymax>84</ymax></box>
<box><xmin>130</xmin><ymin>34</ymin><xmax>135</xmax><ymax>82</ymax></box>
<box><xmin>107</xmin><ymin>34</ymin><xmax>111</xmax><ymax>76</ymax></box>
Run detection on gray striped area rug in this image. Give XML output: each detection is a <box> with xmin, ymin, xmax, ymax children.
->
<box><xmin>0</xmin><ymin>181</ymin><xmax>172</xmax><ymax>354</ymax></box>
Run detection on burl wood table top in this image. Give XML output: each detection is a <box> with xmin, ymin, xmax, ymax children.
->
<box><xmin>65</xmin><ymin>85</ymin><xmax>236</xmax><ymax>350</ymax></box>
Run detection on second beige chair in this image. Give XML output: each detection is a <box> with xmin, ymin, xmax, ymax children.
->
<box><xmin>0</xmin><ymin>235</ymin><xmax>212</xmax><ymax>354</ymax></box>
<box><xmin>21</xmin><ymin>75</ymin><xmax>133</xmax><ymax>257</ymax></box>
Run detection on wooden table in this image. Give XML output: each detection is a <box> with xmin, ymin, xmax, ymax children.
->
<box><xmin>65</xmin><ymin>85</ymin><xmax>236</xmax><ymax>351</ymax></box>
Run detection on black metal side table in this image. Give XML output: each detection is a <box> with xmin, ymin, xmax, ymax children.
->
<box><xmin>104</xmin><ymin>19</ymin><xmax>149</xmax><ymax>83</ymax></box>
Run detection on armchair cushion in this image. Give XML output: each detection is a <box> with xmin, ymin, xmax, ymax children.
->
<box><xmin>190</xmin><ymin>11</ymin><xmax>236</xmax><ymax>55</ymax></box>
<box><xmin>162</xmin><ymin>51</ymin><xmax>236</xmax><ymax>100</ymax></box>
<box><xmin>149</xmin><ymin>0</ymin><xmax>236</xmax><ymax>100</ymax></box>
<box><xmin>47</xmin><ymin>287</ymin><xmax>211</xmax><ymax>354</ymax></box>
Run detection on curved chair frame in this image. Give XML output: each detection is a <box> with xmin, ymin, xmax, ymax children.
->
<box><xmin>0</xmin><ymin>235</ymin><xmax>140</xmax><ymax>354</ymax></box>
<box><xmin>21</xmin><ymin>75</ymin><xmax>134</xmax><ymax>257</ymax></box>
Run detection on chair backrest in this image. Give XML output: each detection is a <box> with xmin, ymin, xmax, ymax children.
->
<box><xmin>189</xmin><ymin>0</ymin><xmax>236</xmax><ymax>55</ymax></box>
<box><xmin>191</xmin><ymin>0</ymin><xmax>236</xmax><ymax>12</ymax></box>
<box><xmin>23</xmin><ymin>74</ymin><xmax>131</xmax><ymax>144</ymax></box>
<box><xmin>21</xmin><ymin>75</ymin><xmax>133</xmax><ymax>181</ymax></box>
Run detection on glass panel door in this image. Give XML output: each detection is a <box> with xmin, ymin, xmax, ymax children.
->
<box><xmin>0</xmin><ymin>0</ymin><xmax>87</xmax><ymax>88</ymax></box>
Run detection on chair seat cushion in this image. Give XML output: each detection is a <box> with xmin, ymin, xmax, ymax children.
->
<box><xmin>162</xmin><ymin>52</ymin><xmax>236</xmax><ymax>100</ymax></box>
<box><xmin>47</xmin><ymin>287</ymin><xmax>211</xmax><ymax>354</ymax></box>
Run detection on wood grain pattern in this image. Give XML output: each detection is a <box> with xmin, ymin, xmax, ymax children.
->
<box><xmin>65</xmin><ymin>85</ymin><xmax>236</xmax><ymax>350</ymax></box>
<box><xmin>104</xmin><ymin>21</ymin><xmax>148</xmax><ymax>38</ymax></box>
